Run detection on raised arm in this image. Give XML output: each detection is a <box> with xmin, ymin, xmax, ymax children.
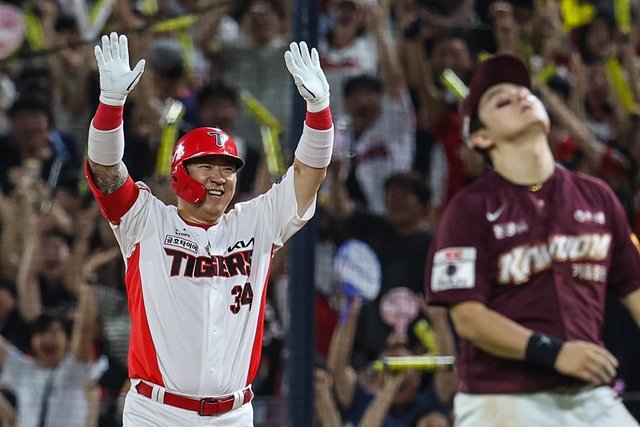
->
<box><xmin>327</xmin><ymin>298</ymin><xmax>361</xmax><ymax>407</ymax></box>
<box><xmin>70</xmin><ymin>282</ymin><xmax>97</xmax><ymax>363</ymax></box>
<box><xmin>87</xmin><ymin>32</ymin><xmax>145</xmax><ymax>196</ymax></box>
<box><xmin>284</xmin><ymin>42</ymin><xmax>334</xmax><ymax>216</ymax></box>
<box><xmin>421</xmin><ymin>303</ymin><xmax>459</xmax><ymax>404</ymax></box>
<box><xmin>15</xmin><ymin>176</ymin><xmax>44</xmax><ymax>322</ymax></box>
<box><xmin>365</xmin><ymin>1</ymin><xmax>406</xmax><ymax>101</ymax></box>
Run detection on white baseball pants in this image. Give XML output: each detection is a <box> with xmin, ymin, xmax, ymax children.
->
<box><xmin>454</xmin><ymin>385</ymin><xmax>639</xmax><ymax>427</ymax></box>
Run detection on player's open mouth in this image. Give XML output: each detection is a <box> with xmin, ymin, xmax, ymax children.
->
<box><xmin>207</xmin><ymin>190</ymin><xmax>223</xmax><ymax>197</ymax></box>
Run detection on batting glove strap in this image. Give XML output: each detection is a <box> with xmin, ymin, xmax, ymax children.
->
<box><xmin>525</xmin><ymin>332</ymin><xmax>564</xmax><ymax>369</ymax></box>
<box><xmin>95</xmin><ymin>32</ymin><xmax>145</xmax><ymax>107</ymax></box>
<box><xmin>306</xmin><ymin>94</ymin><xmax>330</xmax><ymax>113</ymax></box>
<box><xmin>285</xmin><ymin>41</ymin><xmax>330</xmax><ymax>113</ymax></box>
<box><xmin>295</xmin><ymin>123</ymin><xmax>334</xmax><ymax>168</ymax></box>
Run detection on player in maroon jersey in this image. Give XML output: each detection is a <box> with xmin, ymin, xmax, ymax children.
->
<box><xmin>425</xmin><ymin>53</ymin><xmax>640</xmax><ymax>426</ymax></box>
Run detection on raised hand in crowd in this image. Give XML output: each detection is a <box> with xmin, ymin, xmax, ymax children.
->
<box><xmin>313</xmin><ymin>367</ymin><xmax>342</xmax><ymax>427</ymax></box>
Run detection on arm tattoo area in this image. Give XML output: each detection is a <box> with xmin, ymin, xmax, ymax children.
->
<box><xmin>88</xmin><ymin>161</ymin><xmax>128</xmax><ymax>195</ymax></box>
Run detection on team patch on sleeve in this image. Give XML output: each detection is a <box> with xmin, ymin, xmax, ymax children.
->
<box><xmin>431</xmin><ymin>247</ymin><xmax>476</xmax><ymax>292</ymax></box>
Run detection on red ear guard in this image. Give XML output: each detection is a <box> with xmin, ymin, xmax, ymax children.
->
<box><xmin>171</xmin><ymin>163</ymin><xmax>207</xmax><ymax>204</ymax></box>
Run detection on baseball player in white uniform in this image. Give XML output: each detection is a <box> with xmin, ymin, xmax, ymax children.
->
<box><xmin>85</xmin><ymin>32</ymin><xmax>334</xmax><ymax>426</ymax></box>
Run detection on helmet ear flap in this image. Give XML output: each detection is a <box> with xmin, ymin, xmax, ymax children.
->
<box><xmin>171</xmin><ymin>163</ymin><xmax>206</xmax><ymax>204</ymax></box>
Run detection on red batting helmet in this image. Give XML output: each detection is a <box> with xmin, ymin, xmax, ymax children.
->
<box><xmin>170</xmin><ymin>127</ymin><xmax>245</xmax><ymax>204</ymax></box>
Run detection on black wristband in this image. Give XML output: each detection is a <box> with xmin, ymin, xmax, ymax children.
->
<box><xmin>524</xmin><ymin>332</ymin><xmax>564</xmax><ymax>369</ymax></box>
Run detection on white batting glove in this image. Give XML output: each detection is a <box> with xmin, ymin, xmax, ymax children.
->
<box><xmin>285</xmin><ymin>41</ymin><xmax>330</xmax><ymax>112</ymax></box>
<box><xmin>94</xmin><ymin>32</ymin><xmax>145</xmax><ymax>106</ymax></box>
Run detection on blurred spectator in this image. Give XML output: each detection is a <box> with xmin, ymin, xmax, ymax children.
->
<box><xmin>46</xmin><ymin>13</ymin><xmax>98</xmax><ymax>153</ymax></box>
<box><xmin>0</xmin><ymin>282</ymin><xmax>102</xmax><ymax>427</ymax></box>
<box><xmin>202</xmin><ymin>0</ymin><xmax>292</xmax><ymax>153</ymax></box>
<box><xmin>326</xmin><ymin>297</ymin><xmax>456</xmax><ymax>427</ymax></box>
<box><xmin>340</xmin><ymin>172</ymin><xmax>433</xmax><ymax>364</ymax></box>
<box><xmin>79</xmin><ymin>207</ymin><xmax>129</xmax><ymax>427</ymax></box>
<box><xmin>0</xmin><ymin>280</ymin><xmax>30</xmax><ymax>353</ymax></box>
<box><xmin>0</xmin><ymin>95</ymin><xmax>82</xmax><ymax>196</ymax></box>
<box><xmin>314</xmin><ymin>365</ymin><xmax>342</xmax><ymax>427</ymax></box>
<box><xmin>400</xmin><ymin>26</ymin><xmax>479</xmax><ymax>223</ymax></box>
<box><xmin>333</xmin><ymin>1</ymin><xmax>415</xmax><ymax>215</ymax></box>
<box><xmin>147</xmin><ymin>36</ymin><xmax>197</xmax><ymax>139</ymax></box>
<box><xmin>319</xmin><ymin>0</ymin><xmax>379</xmax><ymax>118</ymax></box>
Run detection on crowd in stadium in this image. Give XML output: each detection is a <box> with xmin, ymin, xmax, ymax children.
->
<box><xmin>0</xmin><ymin>0</ymin><xmax>639</xmax><ymax>425</ymax></box>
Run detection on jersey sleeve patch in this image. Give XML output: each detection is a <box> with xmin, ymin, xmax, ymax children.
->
<box><xmin>431</xmin><ymin>247</ymin><xmax>476</xmax><ymax>292</ymax></box>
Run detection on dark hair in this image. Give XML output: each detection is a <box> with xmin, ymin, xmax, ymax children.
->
<box><xmin>8</xmin><ymin>95</ymin><xmax>53</xmax><ymax>124</ymax></box>
<box><xmin>573</xmin><ymin>10</ymin><xmax>616</xmax><ymax>64</ymax></box>
<box><xmin>54</xmin><ymin>14</ymin><xmax>78</xmax><ymax>33</ymax></box>
<box><xmin>465</xmin><ymin>115</ymin><xmax>493</xmax><ymax>167</ymax></box>
<box><xmin>384</xmin><ymin>172</ymin><xmax>431</xmax><ymax>205</ymax></box>
<box><xmin>197</xmin><ymin>81</ymin><xmax>239</xmax><ymax>108</ymax></box>
<box><xmin>148</xmin><ymin>38</ymin><xmax>184</xmax><ymax>80</ymax></box>
<box><xmin>343</xmin><ymin>74</ymin><xmax>383</xmax><ymax>98</ymax></box>
<box><xmin>425</xmin><ymin>28</ymin><xmax>472</xmax><ymax>58</ymax></box>
<box><xmin>15</xmin><ymin>64</ymin><xmax>52</xmax><ymax>94</ymax></box>
<box><xmin>31</xmin><ymin>314</ymin><xmax>72</xmax><ymax>338</ymax></box>
<box><xmin>233</xmin><ymin>0</ymin><xmax>286</xmax><ymax>21</ymax></box>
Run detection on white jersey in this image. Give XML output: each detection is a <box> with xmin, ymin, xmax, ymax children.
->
<box><xmin>0</xmin><ymin>347</ymin><xmax>96</xmax><ymax>427</ymax></box>
<box><xmin>88</xmin><ymin>166</ymin><xmax>314</xmax><ymax>397</ymax></box>
<box><xmin>334</xmin><ymin>93</ymin><xmax>415</xmax><ymax>215</ymax></box>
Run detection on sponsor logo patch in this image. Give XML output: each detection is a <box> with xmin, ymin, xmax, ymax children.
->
<box><xmin>431</xmin><ymin>247</ymin><xmax>476</xmax><ymax>292</ymax></box>
<box><xmin>164</xmin><ymin>235</ymin><xmax>198</xmax><ymax>254</ymax></box>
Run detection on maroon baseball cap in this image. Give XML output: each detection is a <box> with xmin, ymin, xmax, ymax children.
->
<box><xmin>460</xmin><ymin>53</ymin><xmax>531</xmax><ymax>144</ymax></box>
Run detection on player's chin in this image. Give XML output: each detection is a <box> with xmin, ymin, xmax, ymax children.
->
<box><xmin>198</xmin><ymin>202</ymin><xmax>226</xmax><ymax>221</ymax></box>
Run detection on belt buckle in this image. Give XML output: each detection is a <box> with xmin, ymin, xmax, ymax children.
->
<box><xmin>198</xmin><ymin>397</ymin><xmax>220</xmax><ymax>416</ymax></box>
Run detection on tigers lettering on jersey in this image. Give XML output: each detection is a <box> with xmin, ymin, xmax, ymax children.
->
<box><xmin>498</xmin><ymin>233</ymin><xmax>611</xmax><ymax>284</ymax></box>
<box><xmin>164</xmin><ymin>248</ymin><xmax>253</xmax><ymax>278</ymax></box>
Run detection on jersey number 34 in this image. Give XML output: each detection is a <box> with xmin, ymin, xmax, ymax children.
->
<box><xmin>230</xmin><ymin>282</ymin><xmax>254</xmax><ymax>314</ymax></box>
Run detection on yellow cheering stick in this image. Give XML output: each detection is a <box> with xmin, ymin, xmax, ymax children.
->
<box><xmin>614</xmin><ymin>0</ymin><xmax>631</xmax><ymax>36</ymax></box>
<box><xmin>87</xmin><ymin>0</ymin><xmax>111</xmax><ymax>27</ymax></box>
<box><xmin>413</xmin><ymin>319</ymin><xmax>439</xmax><ymax>355</ymax></box>
<box><xmin>152</xmin><ymin>15</ymin><xmax>198</xmax><ymax>32</ymax></box>
<box><xmin>604</xmin><ymin>57</ymin><xmax>636</xmax><ymax>113</ymax></box>
<box><xmin>139</xmin><ymin>0</ymin><xmax>159</xmax><ymax>17</ymax></box>
<box><xmin>240</xmin><ymin>90</ymin><xmax>285</xmax><ymax>177</ymax></box>
<box><xmin>369</xmin><ymin>355</ymin><xmax>455</xmax><ymax>373</ymax></box>
<box><xmin>23</xmin><ymin>10</ymin><xmax>44</xmax><ymax>52</ymax></box>
<box><xmin>440</xmin><ymin>68</ymin><xmax>469</xmax><ymax>100</ymax></box>
<box><xmin>155</xmin><ymin>99</ymin><xmax>186</xmax><ymax>178</ymax></box>
<box><xmin>560</xmin><ymin>0</ymin><xmax>596</xmax><ymax>31</ymax></box>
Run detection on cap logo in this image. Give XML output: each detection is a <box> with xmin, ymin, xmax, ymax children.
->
<box><xmin>207</xmin><ymin>131</ymin><xmax>227</xmax><ymax>148</ymax></box>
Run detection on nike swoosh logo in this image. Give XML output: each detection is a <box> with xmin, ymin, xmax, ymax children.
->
<box><xmin>126</xmin><ymin>71</ymin><xmax>143</xmax><ymax>92</ymax></box>
<box><xmin>301</xmin><ymin>83</ymin><xmax>316</xmax><ymax>99</ymax></box>
<box><xmin>486</xmin><ymin>206</ymin><xmax>505</xmax><ymax>222</ymax></box>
